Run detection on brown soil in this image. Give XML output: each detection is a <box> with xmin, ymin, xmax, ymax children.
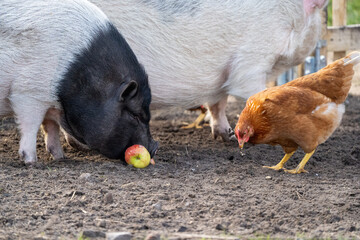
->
<box><xmin>1</xmin><ymin>95</ymin><xmax>359</xmax><ymax>240</ymax></box>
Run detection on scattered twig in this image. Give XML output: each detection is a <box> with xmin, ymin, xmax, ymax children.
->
<box><xmin>296</xmin><ymin>190</ymin><xmax>304</xmax><ymax>200</ymax></box>
<box><xmin>80</xmin><ymin>208</ymin><xmax>88</xmax><ymax>214</ymax></box>
<box><xmin>70</xmin><ymin>190</ymin><xmax>76</xmax><ymax>201</ymax></box>
<box><xmin>121</xmin><ymin>182</ymin><xmax>135</xmax><ymax>188</ymax></box>
<box><xmin>95</xmin><ymin>218</ymin><xmax>124</xmax><ymax>224</ymax></box>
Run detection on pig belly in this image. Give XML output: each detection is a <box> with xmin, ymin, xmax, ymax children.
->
<box><xmin>148</xmin><ymin>70</ymin><xmax>228</xmax><ymax>109</ymax></box>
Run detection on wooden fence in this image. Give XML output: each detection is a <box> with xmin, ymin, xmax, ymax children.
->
<box><xmin>326</xmin><ymin>0</ymin><xmax>360</xmax><ymax>94</ymax></box>
<box><xmin>325</xmin><ymin>0</ymin><xmax>360</xmax><ymax>62</ymax></box>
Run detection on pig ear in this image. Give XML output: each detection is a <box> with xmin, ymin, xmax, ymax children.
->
<box><xmin>119</xmin><ymin>80</ymin><xmax>138</xmax><ymax>102</ymax></box>
<box><xmin>303</xmin><ymin>0</ymin><xmax>327</xmax><ymax>15</ymax></box>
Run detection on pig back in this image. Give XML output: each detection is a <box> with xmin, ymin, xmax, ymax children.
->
<box><xmin>91</xmin><ymin>0</ymin><xmax>325</xmax><ymax>107</ymax></box>
<box><xmin>0</xmin><ymin>0</ymin><xmax>109</xmax><ymax>107</ymax></box>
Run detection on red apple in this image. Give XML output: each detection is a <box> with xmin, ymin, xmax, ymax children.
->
<box><xmin>125</xmin><ymin>145</ymin><xmax>154</xmax><ymax>168</ymax></box>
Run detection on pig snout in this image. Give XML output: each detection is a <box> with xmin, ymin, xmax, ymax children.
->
<box><xmin>149</xmin><ymin>140</ymin><xmax>159</xmax><ymax>158</ymax></box>
<box><xmin>131</xmin><ymin>127</ymin><xmax>159</xmax><ymax>159</ymax></box>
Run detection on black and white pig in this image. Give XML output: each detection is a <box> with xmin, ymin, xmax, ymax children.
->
<box><xmin>91</xmin><ymin>0</ymin><xmax>328</xmax><ymax>140</ymax></box>
<box><xmin>0</xmin><ymin>0</ymin><xmax>158</xmax><ymax>164</ymax></box>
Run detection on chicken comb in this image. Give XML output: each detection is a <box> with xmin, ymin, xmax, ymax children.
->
<box><xmin>343</xmin><ymin>51</ymin><xmax>360</xmax><ymax>66</ymax></box>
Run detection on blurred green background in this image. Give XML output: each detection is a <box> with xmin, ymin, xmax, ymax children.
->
<box><xmin>327</xmin><ymin>0</ymin><xmax>360</xmax><ymax>25</ymax></box>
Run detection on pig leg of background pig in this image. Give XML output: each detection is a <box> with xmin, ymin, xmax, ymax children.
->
<box><xmin>209</xmin><ymin>95</ymin><xmax>235</xmax><ymax>141</ymax></box>
<box><xmin>41</xmin><ymin>120</ymin><xmax>64</xmax><ymax>160</ymax></box>
<box><xmin>41</xmin><ymin>108</ymin><xmax>64</xmax><ymax>159</ymax></box>
<box><xmin>11</xmin><ymin>98</ymin><xmax>47</xmax><ymax>164</ymax></box>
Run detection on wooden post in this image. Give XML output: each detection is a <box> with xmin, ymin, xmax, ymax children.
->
<box><xmin>332</xmin><ymin>0</ymin><xmax>347</xmax><ymax>26</ymax></box>
<box><xmin>321</xmin><ymin>8</ymin><xmax>328</xmax><ymax>57</ymax></box>
<box><xmin>332</xmin><ymin>0</ymin><xmax>347</xmax><ymax>60</ymax></box>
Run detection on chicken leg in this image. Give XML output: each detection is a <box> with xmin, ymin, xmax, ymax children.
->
<box><xmin>263</xmin><ymin>151</ymin><xmax>295</xmax><ymax>171</ymax></box>
<box><xmin>181</xmin><ymin>105</ymin><xmax>208</xmax><ymax>129</ymax></box>
<box><xmin>284</xmin><ymin>149</ymin><xmax>315</xmax><ymax>174</ymax></box>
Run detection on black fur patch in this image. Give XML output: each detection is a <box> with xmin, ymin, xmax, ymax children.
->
<box><xmin>57</xmin><ymin>22</ymin><xmax>155</xmax><ymax>159</ymax></box>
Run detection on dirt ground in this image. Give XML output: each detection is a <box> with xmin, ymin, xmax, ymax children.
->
<box><xmin>0</xmin><ymin>93</ymin><xmax>359</xmax><ymax>240</ymax></box>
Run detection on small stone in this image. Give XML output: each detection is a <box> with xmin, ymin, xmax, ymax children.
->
<box><xmin>159</xmin><ymin>195</ymin><xmax>170</xmax><ymax>201</ymax></box>
<box><xmin>144</xmin><ymin>233</ymin><xmax>161</xmax><ymax>240</ymax></box>
<box><xmin>33</xmin><ymin>237</ymin><xmax>46</xmax><ymax>240</ymax></box>
<box><xmin>63</xmin><ymin>190</ymin><xmax>84</xmax><ymax>197</ymax></box>
<box><xmin>104</xmin><ymin>193</ymin><xmax>114</xmax><ymax>204</ymax></box>
<box><xmin>82</xmin><ymin>230</ymin><xmax>106</xmax><ymax>238</ymax></box>
<box><xmin>178</xmin><ymin>226</ymin><xmax>187</xmax><ymax>232</ymax></box>
<box><xmin>188</xmin><ymin>194</ymin><xmax>196</xmax><ymax>198</ymax></box>
<box><xmin>79</xmin><ymin>173</ymin><xmax>92</xmax><ymax>181</ymax></box>
<box><xmin>215</xmin><ymin>224</ymin><xmax>226</xmax><ymax>231</ymax></box>
<box><xmin>106</xmin><ymin>232</ymin><xmax>132</xmax><ymax>240</ymax></box>
<box><xmin>75</xmin><ymin>221</ymin><xmax>83</xmax><ymax>227</ymax></box>
<box><xmin>265</xmin><ymin>176</ymin><xmax>272</xmax><ymax>180</ymax></box>
<box><xmin>153</xmin><ymin>202</ymin><xmax>162</xmax><ymax>211</ymax></box>
<box><xmin>138</xmin><ymin>225</ymin><xmax>150</xmax><ymax>230</ymax></box>
<box><xmin>96</xmin><ymin>220</ymin><xmax>106</xmax><ymax>228</ymax></box>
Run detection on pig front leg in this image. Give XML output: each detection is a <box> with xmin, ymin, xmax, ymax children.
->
<box><xmin>41</xmin><ymin>109</ymin><xmax>64</xmax><ymax>160</ymax></box>
<box><xmin>11</xmin><ymin>97</ymin><xmax>48</xmax><ymax>165</ymax></box>
<box><xmin>209</xmin><ymin>95</ymin><xmax>235</xmax><ymax>141</ymax></box>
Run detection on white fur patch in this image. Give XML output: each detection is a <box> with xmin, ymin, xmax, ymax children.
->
<box><xmin>0</xmin><ymin>0</ymin><xmax>110</xmax><ymax>118</ymax></box>
<box><xmin>90</xmin><ymin>0</ymin><xmax>324</xmax><ymax>107</ymax></box>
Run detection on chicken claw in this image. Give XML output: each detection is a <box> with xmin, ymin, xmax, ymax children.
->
<box><xmin>284</xmin><ymin>168</ymin><xmax>308</xmax><ymax>174</ymax></box>
<box><xmin>181</xmin><ymin>111</ymin><xmax>207</xmax><ymax>129</ymax></box>
<box><xmin>263</xmin><ymin>151</ymin><xmax>295</xmax><ymax>171</ymax></box>
<box><xmin>263</xmin><ymin>165</ymin><xmax>284</xmax><ymax>171</ymax></box>
<box><xmin>284</xmin><ymin>150</ymin><xmax>315</xmax><ymax>174</ymax></box>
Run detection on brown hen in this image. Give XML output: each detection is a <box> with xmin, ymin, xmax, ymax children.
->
<box><xmin>235</xmin><ymin>52</ymin><xmax>360</xmax><ymax>173</ymax></box>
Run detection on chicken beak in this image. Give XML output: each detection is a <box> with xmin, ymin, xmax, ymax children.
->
<box><xmin>235</xmin><ymin>128</ymin><xmax>244</xmax><ymax>149</ymax></box>
<box><xmin>238</xmin><ymin>139</ymin><xmax>245</xmax><ymax>149</ymax></box>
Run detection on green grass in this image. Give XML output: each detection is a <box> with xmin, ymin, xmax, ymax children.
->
<box><xmin>327</xmin><ymin>0</ymin><xmax>360</xmax><ymax>25</ymax></box>
<box><xmin>77</xmin><ymin>234</ymin><xmax>90</xmax><ymax>240</ymax></box>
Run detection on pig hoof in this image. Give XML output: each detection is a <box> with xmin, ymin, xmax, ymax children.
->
<box><xmin>24</xmin><ymin>160</ymin><xmax>37</xmax><ymax>166</ymax></box>
<box><xmin>212</xmin><ymin>127</ymin><xmax>234</xmax><ymax>141</ymax></box>
<box><xmin>228</xmin><ymin>128</ymin><xmax>237</xmax><ymax>141</ymax></box>
<box><xmin>20</xmin><ymin>151</ymin><xmax>37</xmax><ymax>165</ymax></box>
<box><xmin>47</xmin><ymin>146</ymin><xmax>65</xmax><ymax>160</ymax></box>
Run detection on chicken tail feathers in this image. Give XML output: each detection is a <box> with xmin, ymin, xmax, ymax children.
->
<box><xmin>343</xmin><ymin>51</ymin><xmax>360</xmax><ymax>66</ymax></box>
<box><xmin>287</xmin><ymin>51</ymin><xmax>360</xmax><ymax>104</ymax></box>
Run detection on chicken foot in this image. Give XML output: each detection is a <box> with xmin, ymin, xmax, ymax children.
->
<box><xmin>263</xmin><ymin>151</ymin><xmax>295</xmax><ymax>171</ymax></box>
<box><xmin>181</xmin><ymin>111</ymin><xmax>207</xmax><ymax>129</ymax></box>
<box><xmin>284</xmin><ymin>149</ymin><xmax>315</xmax><ymax>174</ymax></box>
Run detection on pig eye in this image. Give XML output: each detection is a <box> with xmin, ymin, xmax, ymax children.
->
<box><xmin>128</xmin><ymin>112</ymin><xmax>140</xmax><ymax>123</ymax></box>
